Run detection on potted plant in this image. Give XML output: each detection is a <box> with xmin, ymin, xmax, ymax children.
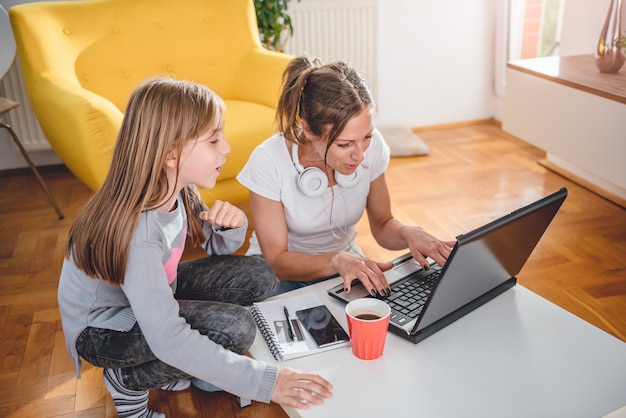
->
<box><xmin>254</xmin><ymin>0</ymin><xmax>300</xmax><ymax>52</ymax></box>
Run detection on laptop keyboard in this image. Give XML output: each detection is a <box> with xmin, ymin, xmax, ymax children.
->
<box><xmin>381</xmin><ymin>266</ymin><xmax>442</xmax><ymax>326</ymax></box>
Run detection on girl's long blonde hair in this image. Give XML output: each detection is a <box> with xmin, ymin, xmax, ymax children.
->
<box><xmin>67</xmin><ymin>78</ymin><xmax>224</xmax><ymax>284</ymax></box>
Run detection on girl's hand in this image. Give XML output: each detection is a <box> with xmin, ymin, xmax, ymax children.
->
<box><xmin>331</xmin><ymin>252</ymin><xmax>393</xmax><ymax>296</ymax></box>
<box><xmin>199</xmin><ymin>200</ymin><xmax>245</xmax><ymax>229</ymax></box>
<box><xmin>271</xmin><ymin>367</ymin><xmax>333</xmax><ymax>409</ymax></box>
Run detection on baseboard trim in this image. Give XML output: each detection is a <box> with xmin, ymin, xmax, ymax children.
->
<box><xmin>539</xmin><ymin>158</ymin><xmax>626</xmax><ymax>209</ymax></box>
<box><xmin>411</xmin><ymin>118</ymin><xmax>500</xmax><ymax>133</ymax></box>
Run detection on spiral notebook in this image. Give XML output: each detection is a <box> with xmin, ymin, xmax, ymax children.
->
<box><xmin>250</xmin><ymin>292</ymin><xmax>350</xmax><ymax>362</ymax></box>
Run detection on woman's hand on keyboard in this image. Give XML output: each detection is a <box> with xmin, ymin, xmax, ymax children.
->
<box><xmin>402</xmin><ymin>226</ymin><xmax>455</xmax><ymax>269</ymax></box>
<box><xmin>331</xmin><ymin>252</ymin><xmax>393</xmax><ymax>296</ymax></box>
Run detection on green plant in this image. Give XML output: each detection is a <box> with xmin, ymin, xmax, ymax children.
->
<box><xmin>618</xmin><ymin>34</ymin><xmax>626</xmax><ymax>50</ymax></box>
<box><xmin>254</xmin><ymin>0</ymin><xmax>300</xmax><ymax>52</ymax></box>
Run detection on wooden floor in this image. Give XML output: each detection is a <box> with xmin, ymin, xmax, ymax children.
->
<box><xmin>1</xmin><ymin>123</ymin><xmax>624</xmax><ymax>417</ymax></box>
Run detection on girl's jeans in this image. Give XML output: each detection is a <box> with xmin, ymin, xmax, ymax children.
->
<box><xmin>75</xmin><ymin>255</ymin><xmax>276</xmax><ymax>391</ymax></box>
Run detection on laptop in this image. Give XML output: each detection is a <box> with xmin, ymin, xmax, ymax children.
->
<box><xmin>328</xmin><ymin>187</ymin><xmax>568</xmax><ymax>343</ymax></box>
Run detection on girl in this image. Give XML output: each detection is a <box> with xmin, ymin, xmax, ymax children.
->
<box><xmin>58</xmin><ymin>78</ymin><xmax>332</xmax><ymax>418</ymax></box>
<box><xmin>237</xmin><ymin>56</ymin><xmax>455</xmax><ymax>297</ymax></box>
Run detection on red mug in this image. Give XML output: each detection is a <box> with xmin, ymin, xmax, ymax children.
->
<box><xmin>345</xmin><ymin>298</ymin><xmax>391</xmax><ymax>360</ymax></box>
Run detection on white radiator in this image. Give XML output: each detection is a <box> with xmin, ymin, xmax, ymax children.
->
<box><xmin>284</xmin><ymin>0</ymin><xmax>378</xmax><ymax>100</ymax></box>
<box><xmin>0</xmin><ymin>57</ymin><xmax>50</xmax><ymax>152</ymax></box>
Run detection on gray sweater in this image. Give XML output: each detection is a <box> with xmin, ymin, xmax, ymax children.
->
<box><xmin>57</xmin><ymin>194</ymin><xmax>278</xmax><ymax>403</ymax></box>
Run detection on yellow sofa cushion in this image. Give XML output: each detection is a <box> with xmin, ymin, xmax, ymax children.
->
<box><xmin>10</xmin><ymin>0</ymin><xmax>292</xmax><ymax>204</ymax></box>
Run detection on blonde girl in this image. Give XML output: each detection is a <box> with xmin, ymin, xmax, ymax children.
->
<box><xmin>58</xmin><ymin>78</ymin><xmax>332</xmax><ymax>418</ymax></box>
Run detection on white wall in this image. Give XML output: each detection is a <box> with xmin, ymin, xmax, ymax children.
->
<box><xmin>0</xmin><ymin>0</ymin><xmax>619</xmax><ymax>170</ymax></box>
<box><xmin>559</xmin><ymin>0</ymin><xmax>625</xmax><ymax>56</ymax></box>
<box><xmin>376</xmin><ymin>0</ymin><xmax>499</xmax><ymax>127</ymax></box>
<box><xmin>375</xmin><ymin>0</ymin><xmax>626</xmax><ymax>127</ymax></box>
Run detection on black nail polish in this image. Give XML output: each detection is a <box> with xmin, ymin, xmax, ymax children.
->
<box><xmin>344</xmin><ymin>288</ymin><xmax>349</xmax><ymax>293</ymax></box>
<box><xmin>371</xmin><ymin>289</ymin><xmax>377</xmax><ymax>296</ymax></box>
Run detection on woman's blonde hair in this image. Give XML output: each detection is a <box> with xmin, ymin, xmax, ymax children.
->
<box><xmin>67</xmin><ymin>78</ymin><xmax>224</xmax><ymax>284</ymax></box>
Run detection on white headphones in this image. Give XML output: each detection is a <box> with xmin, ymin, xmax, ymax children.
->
<box><xmin>292</xmin><ymin>142</ymin><xmax>363</xmax><ymax>197</ymax></box>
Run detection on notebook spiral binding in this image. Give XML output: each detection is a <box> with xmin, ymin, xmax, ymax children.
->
<box><xmin>250</xmin><ymin>304</ymin><xmax>284</xmax><ymax>362</ymax></box>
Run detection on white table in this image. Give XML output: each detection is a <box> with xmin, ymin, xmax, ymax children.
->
<box><xmin>249</xmin><ymin>277</ymin><xmax>626</xmax><ymax>418</ymax></box>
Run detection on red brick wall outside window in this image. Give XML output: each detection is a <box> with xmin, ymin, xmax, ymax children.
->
<box><xmin>519</xmin><ymin>0</ymin><xmax>563</xmax><ymax>59</ymax></box>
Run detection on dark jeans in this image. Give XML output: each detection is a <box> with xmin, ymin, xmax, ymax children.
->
<box><xmin>76</xmin><ymin>255</ymin><xmax>275</xmax><ymax>391</ymax></box>
<box><xmin>250</xmin><ymin>254</ymin><xmax>339</xmax><ymax>298</ymax></box>
<box><xmin>268</xmin><ymin>274</ymin><xmax>338</xmax><ymax>297</ymax></box>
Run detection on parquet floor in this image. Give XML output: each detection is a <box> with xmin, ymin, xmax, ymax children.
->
<box><xmin>0</xmin><ymin>122</ymin><xmax>624</xmax><ymax>417</ymax></box>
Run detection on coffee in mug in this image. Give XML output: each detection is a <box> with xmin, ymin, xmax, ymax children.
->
<box><xmin>355</xmin><ymin>313</ymin><xmax>382</xmax><ymax>321</ymax></box>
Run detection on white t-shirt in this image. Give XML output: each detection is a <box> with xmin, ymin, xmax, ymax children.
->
<box><xmin>237</xmin><ymin>129</ymin><xmax>390</xmax><ymax>256</ymax></box>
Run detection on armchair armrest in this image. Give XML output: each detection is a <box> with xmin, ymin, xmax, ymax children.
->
<box><xmin>31</xmin><ymin>75</ymin><xmax>122</xmax><ymax>191</ymax></box>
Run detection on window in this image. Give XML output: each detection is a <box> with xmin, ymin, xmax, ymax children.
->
<box><xmin>510</xmin><ymin>0</ymin><xmax>567</xmax><ymax>60</ymax></box>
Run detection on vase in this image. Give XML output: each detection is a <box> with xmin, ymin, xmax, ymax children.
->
<box><xmin>595</xmin><ymin>0</ymin><xmax>625</xmax><ymax>73</ymax></box>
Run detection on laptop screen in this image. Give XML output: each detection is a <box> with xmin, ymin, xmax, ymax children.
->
<box><xmin>415</xmin><ymin>188</ymin><xmax>567</xmax><ymax>332</ymax></box>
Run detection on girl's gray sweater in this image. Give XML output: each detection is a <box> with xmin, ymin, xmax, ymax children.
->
<box><xmin>57</xmin><ymin>195</ymin><xmax>278</xmax><ymax>403</ymax></box>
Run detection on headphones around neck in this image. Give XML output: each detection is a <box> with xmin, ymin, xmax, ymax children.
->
<box><xmin>292</xmin><ymin>142</ymin><xmax>363</xmax><ymax>197</ymax></box>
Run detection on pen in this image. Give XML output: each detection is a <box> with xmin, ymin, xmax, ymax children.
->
<box><xmin>283</xmin><ymin>306</ymin><xmax>295</xmax><ymax>341</ymax></box>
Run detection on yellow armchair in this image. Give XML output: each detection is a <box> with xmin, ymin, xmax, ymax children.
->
<box><xmin>9</xmin><ymin>0</ymin><xmax>293</xmax><ymax>205</ymax></box>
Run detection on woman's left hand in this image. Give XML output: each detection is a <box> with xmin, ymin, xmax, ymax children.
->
<box><xmin>199</xmin><ymin>200</ymin><xmax>245</xmax><ymax>229</ymax></box>
<box><xmin>403</xmin><ymin>226</ymin><xmax>455</xmax><ymax>269</ymax></box>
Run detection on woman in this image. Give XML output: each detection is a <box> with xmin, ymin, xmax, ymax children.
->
<box><xmin>237</xmin><ymin>56</ymin><xmax>455</xmax><ymax>297</ymax></box>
